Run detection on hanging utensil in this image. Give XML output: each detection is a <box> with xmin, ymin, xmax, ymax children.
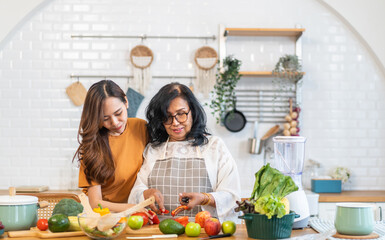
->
<box><xmin>249</xmin><ymin>121</ymin><xmax>261</xmax><ymax>154</ymax></box>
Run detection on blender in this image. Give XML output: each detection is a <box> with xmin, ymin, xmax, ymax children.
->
<box><xmin>271</xmin><ymin>136</ymin><xmax>309</xmax><ymax>229</ymax></box>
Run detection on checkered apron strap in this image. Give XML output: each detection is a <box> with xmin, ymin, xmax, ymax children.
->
<box><xmin>148</xmin><ymin>142</ymin><xmax>213</xmax><ymax>219</ymax></box>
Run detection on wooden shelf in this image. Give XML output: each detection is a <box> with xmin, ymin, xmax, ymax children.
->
<box><xmin>240</xmin><ymin>71</ymin><xmax>305</xmax><ymax>77</ymax></box>
<box><xmin>318</xmin><ymin>190</ymin><xmax>385</xmax><ymax>202</ymax></box>
<box><xmin>225</xmin><ymin>28</ymin><xmax>305</xmax><ymax>38</ymax></box>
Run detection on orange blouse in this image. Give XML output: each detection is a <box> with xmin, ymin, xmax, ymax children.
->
<box><xmin>78</xmin><ymin>118</ymin><xmax>148</xmax><ymax>203</ymax></box>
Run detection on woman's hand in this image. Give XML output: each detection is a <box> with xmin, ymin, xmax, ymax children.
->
<box><xmin>178</xmin><ymin>192</ymin><xmax>208</xmax><ymax>209</ymax></box>
<box><xmin>143</xmin><ymin>188</ymin><xmax>166</xmax><ymax>214</ymax></box>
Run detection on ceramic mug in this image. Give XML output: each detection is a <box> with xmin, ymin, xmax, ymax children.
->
<box><xmin>334</xmin><ymin>203</ymin><xmax>380</xmax><ymax>235</ymax></box>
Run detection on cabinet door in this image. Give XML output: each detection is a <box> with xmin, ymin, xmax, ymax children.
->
<box><xmin>318</xmin><ymin>203</ymin><xmax>337</xmax><ymax>221</ymax></box>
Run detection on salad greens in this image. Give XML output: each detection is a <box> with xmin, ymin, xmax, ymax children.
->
<box><xmin>250</xmin><ymin>163</ymin><xmax>298</xmax><ymax>219</ymax></box>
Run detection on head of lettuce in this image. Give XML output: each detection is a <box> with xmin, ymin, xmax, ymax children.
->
<box><xmin>250</xmin><ymin>163</ymin><xmax>298</xmax><ymax>219</ymax></box>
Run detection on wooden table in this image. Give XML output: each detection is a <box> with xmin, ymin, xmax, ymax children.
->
<box><xmin>1</xmin><ymin>225</ymin><xmax>316</xmax><ymax>240</ymax></box>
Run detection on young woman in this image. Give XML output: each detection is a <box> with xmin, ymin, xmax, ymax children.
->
<box><xmin>74</xmin><ymin>80</ymin><xmax>148</xmax><ymax>212</ymax></box>
<box><xmin>128</xmin><ymin>83</ymin><xmax>241</xmax><ymax>223</ymax></box>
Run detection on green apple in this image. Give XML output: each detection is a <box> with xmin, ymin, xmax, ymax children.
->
<box><xmin>128</xmin><ymin>215</ymin><xmax>144</xmax><ymax>230</ymax></box>
<box><xmin>221</xmin><ymin>220</ymin><xmax>236</xmax><ymax>235</ymax></box>
<box><xmin>185</xmin><ymin>222</ymin><xmax>201</xmax><ymax>237</ymax></box>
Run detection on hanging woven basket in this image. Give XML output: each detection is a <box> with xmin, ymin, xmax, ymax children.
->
<box><xmin>130</xmin><ymin>45</ymin><xmax>154</xmax><ymax>69</ymax></box>
<box><xmin>194</xmin><ymin>46</ymin><xmax>218</xmax><ymax>70</ymax></box>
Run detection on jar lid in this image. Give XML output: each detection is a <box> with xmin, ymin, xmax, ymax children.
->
<box><xmin>273</xmin><ymin>136</ymin><xmax>306</xmax><ymax>143</ymax></box>
<box><xmin>0</xmin><ymin>195</ymin><xmax>38</xmax><ymax>205</ymax></box>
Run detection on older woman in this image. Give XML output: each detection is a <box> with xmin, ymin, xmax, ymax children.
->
<box><xmin>128</xmin><ymin>83</ymin><xmax>241</xmax><ymax>222</ymax></box>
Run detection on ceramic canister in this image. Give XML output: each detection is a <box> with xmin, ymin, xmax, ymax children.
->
<box><xmin>334</xmin><ymin>203</ymin><xmax>375</xmax><ymax>235</ymax></box>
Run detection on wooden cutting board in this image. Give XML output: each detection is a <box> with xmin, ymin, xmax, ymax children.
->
<box><xmin>8</xmin><ymin>228</ymin><xmax>85</xmax><ymax>238</ymax></box>
<box><xmin>126</xmin><ymin>225</ymin><xmax>206</xmax><ymax>235</ymax></box>
<box><xmin>66</xmin><ymin>82</ymin><xmax>87</xmax><ymax>106</ymax></box>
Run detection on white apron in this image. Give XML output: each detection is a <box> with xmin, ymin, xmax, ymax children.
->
<box><xmin>147</xmin><ymin>140</ymin><xmax>213</xmax><ymax>220</ymax></box>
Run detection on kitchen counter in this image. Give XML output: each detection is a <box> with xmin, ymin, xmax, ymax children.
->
<box><xmin>318</xmin><ymin>190</ymin><xmax>385</xmax><ymax>202</ymax></box>
<box><xmin>1</xmin><ymin>225</ymin><xmax>317</xmax><ymax>239</ymax></box>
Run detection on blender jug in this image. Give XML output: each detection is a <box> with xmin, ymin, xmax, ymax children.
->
<box><xmin>272</xmin><ymin>136</ymin><xmax>309</xmax><ymax>229</ymax></box>
<box><xmin>272</xmin><ymin>136</ymin><xmax>306</xmax><ymax>189</ymax></box>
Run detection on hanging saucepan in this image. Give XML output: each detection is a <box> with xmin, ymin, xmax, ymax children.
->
<box><xmin>224</xmin><ymin>100</ymin><xmax>247</xmax><ymax>132</ymax></box>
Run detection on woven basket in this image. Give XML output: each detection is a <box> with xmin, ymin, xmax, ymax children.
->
<box><xmin>194</xmin><ymin>46</ymin><xmax>218</xmax><ymax>70</ymax></box>
<box><xmin>130</xmin><ymin>45</ymin><xmax>154</xmax><ymax>69</ymax></box>
<box><xmin>19</xmin><ymin>193</ymin><xmax>80</xmax><ymax>219</ymax></box>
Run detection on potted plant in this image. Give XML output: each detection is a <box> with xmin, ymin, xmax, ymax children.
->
<box><xmin>272</xmin><ymin>54</ymin><xmax>304</xmax><ymax>82</ymax></box>
<box><xmin>209</xmin><ymin>55</ymin><xmax>242</xmax><ymax>124</ymax></box>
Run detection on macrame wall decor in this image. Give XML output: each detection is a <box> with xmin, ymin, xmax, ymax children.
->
<box><xmin>194</xmin><ymin>46</ymin><xmax>218</xmax><ymax>98</ymax></box>
<box><xmin>130</xmin><ymin>45</ymin><xmax>154</xmax><ymax>94</ymax></box>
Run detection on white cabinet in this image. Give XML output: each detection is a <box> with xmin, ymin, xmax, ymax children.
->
<box><xmin>318</xmin><ymin>202</ymin><xmax>384</xmax><ymax>221</ymax></box>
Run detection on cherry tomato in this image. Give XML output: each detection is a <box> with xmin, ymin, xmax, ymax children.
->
<box><xmin>37</xmin><ymin>219</ymin><xmax>48</xmax><ymax>231</ymax></box>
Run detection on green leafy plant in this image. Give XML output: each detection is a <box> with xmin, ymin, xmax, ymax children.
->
<box><xmin>272</xmin><ymin>54</ymin><xmax>304</xmax><ymax>82</ymax></box>
<box><xmin>209</xmin><ymin>56</ymin><xmax>242</xmax><ymax>124</ymax></box>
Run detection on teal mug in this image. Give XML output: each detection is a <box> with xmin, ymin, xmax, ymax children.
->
<box><xmin>334</xmin><ymin>203</ymin><xmax>381</xmax><ymax>236</ymax></box>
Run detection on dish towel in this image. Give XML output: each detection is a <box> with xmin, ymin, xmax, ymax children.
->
<box><xmin>126</xmin><ymin>87</ymin><xmax>144</xmax><ymax>118</ymax></box>
<box><xmin>307</xmin><ymin>218</ymin><xmax>385</xmax><ymax>240</ymax></box>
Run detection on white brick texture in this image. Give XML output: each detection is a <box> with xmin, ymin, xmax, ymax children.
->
<box><xmin>0</xmin><ymin>0</ymin><xmax>384</xmax><ymax>194</ymax></box>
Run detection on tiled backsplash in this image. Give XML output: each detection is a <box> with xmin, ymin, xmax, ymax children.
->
<box><xmin>0</xmin><ymin>0</ymin><xmax>384</xmax><ymax>196</ymax></box>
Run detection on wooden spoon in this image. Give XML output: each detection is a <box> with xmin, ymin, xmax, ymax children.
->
<box><xmin>78</xmin><ymin>193</ymin><xmax>100</xmax><ymax>229</ymax></box>
<box><xmin>261</xmin><ymin>125</ymin><xmax>280</xmax><ymax>141</ymax></box>
<box><xmin>97</xmin><ymin>196</ymin><xmax>155</xmax><ymax>232</ymax></box>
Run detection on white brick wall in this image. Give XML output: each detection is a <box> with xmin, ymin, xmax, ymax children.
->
<box><xmin>0</xmin><ymin>0</ymin><xmax>384</xmax><ymax>196</ymax></box>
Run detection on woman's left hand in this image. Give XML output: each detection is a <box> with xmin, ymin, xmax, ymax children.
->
<box><xmin>178</xmin><ymin>192</ymin><xmax>206</xmax><ymax>209</ymax></box>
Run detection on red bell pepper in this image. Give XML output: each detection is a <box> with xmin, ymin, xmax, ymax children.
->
<box><xmin>171</xmin><ymin>205</ymin><xmax>189</xmax><ymax>217</ymax></box>
<box><xmin>174</xmin><ymin>216</ymin><xmax>189</xmax><ymax>227</ymax></box>
<box><xmin>148</xmin><ymin>210</ymin><xmax>160</xmax><ymax>224</ymax></box>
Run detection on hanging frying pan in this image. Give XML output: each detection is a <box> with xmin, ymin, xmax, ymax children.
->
<box><xmin>223</xmin><ymin>101</ymin><xmax>247</xmax><ymax>132</ymax></box>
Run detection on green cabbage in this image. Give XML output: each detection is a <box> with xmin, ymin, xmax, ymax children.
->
<box><xmin>250</xmin><ymin>163</ymin><xmax>298</xmax><ymax>218</ymax></box>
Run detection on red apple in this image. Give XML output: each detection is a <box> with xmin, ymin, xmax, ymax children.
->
<box><xmin>204</xmin><ymin>218</ymin><xmax>221</xmax><ymax>236</ymax></box>
<box><xmin>195</xmin><ymin>211</ymin><xmax>211</xmax><ymax>228</ymax></box>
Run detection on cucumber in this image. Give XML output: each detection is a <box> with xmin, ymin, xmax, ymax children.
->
<box><xmin>159</xmin><ymin>219</ymin><xmax>185</xmax><ymax>235</ymax></box>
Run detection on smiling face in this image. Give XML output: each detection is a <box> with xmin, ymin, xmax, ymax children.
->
<box><xmin>163</xmin><ymin>97</ymin><xmax>193</xmax><ymax>142</ymax></box>
<box><xmin>102</xmin><ymin>96</ymin><xmax>128</xmax><ymax>136</ymax></box>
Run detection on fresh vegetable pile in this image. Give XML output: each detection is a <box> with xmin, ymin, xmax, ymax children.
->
<box><xmin>235</xmin><ymin>163</ymin><xmax>298</xmax><ymax>219</ymax></box>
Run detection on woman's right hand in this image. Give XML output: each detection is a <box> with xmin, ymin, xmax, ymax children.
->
<box><xmin>143</xmin><ymin>188</ymin><xmax>166</xmax><ymax>214</ymax></box>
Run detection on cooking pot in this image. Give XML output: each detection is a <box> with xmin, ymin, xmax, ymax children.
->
<box><xmin>0</xmin><ymin>189</ymin><xmax>48</xmax><ymax>231</ymax></box>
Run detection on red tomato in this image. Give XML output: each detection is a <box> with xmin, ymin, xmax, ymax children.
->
<box><xmin>37</xmin><ymin>219</ymin><xmax>48</xmax><ymax>231</ymax></box>
<box><xmin>175</xmin><ymin>216</ymin><xmax>189</xmax><ymax>227</ymax></box>
<box><xmin>132</xmin><ymin>212</ymin><xmax>149</xmax><ymax>226</ymax></box>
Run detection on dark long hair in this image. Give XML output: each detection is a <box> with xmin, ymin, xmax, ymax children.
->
<box><xmin>146</xmin><ymin>82</ymin><xmax>210</xmax><ymax>146</ymax></box>
<box><xmin>73</xmin><ymin>80</ymin><xmax>127</xmax><ymax>185</ymax></box>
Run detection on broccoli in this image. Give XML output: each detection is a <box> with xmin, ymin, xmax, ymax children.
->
<box><xmin>52</xmin><ymin>198</ymin><xmax>84</xmax><ymax>216</ymax></box>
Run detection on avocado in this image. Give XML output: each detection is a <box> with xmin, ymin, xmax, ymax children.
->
<box><xmin>48</xmin><ymin>214</ymin><xmax>70</xmax><ymax>232</ymax></box>
<box><xmin>159</xmin><ymin>219</ymin><xmax>185</xmax><ymax>235</ymax></box>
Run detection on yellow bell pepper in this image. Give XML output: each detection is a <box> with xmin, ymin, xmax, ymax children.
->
<box><xmin>93</xmin><ymin>204</ymin><xmax>110</xmax><ymax>216</ymax></box>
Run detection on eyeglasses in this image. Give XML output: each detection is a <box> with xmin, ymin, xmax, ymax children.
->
<box><xmin>164</xmin><ymin>110</ymin><xmax>190</xmax><ymax>125</ymax></box>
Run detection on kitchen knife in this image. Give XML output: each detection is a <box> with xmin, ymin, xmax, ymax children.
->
<box><xmin>126</xmin><ymin>234</ymin><xmax>178</xmax><ymax>239</ymax></box>
<box><xmin>199</xmin><ymin>233</ymin><xmax>232</xmax><ymax>240</ymax></box>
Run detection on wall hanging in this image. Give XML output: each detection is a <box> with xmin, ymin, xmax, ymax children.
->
<box><xmin>194</xmin><ymin>46</ymin><xmax>218</xmax><ymax>98</ymax></box>
<box><xmin>130</xmin><ymin>45</ymin><xmax>154</xmax><ymax>94</ymax></box>
<box><xmin>65</xmin><ymin>80</ymin><xmax>87</xmax><ymax>106</ymax></box>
